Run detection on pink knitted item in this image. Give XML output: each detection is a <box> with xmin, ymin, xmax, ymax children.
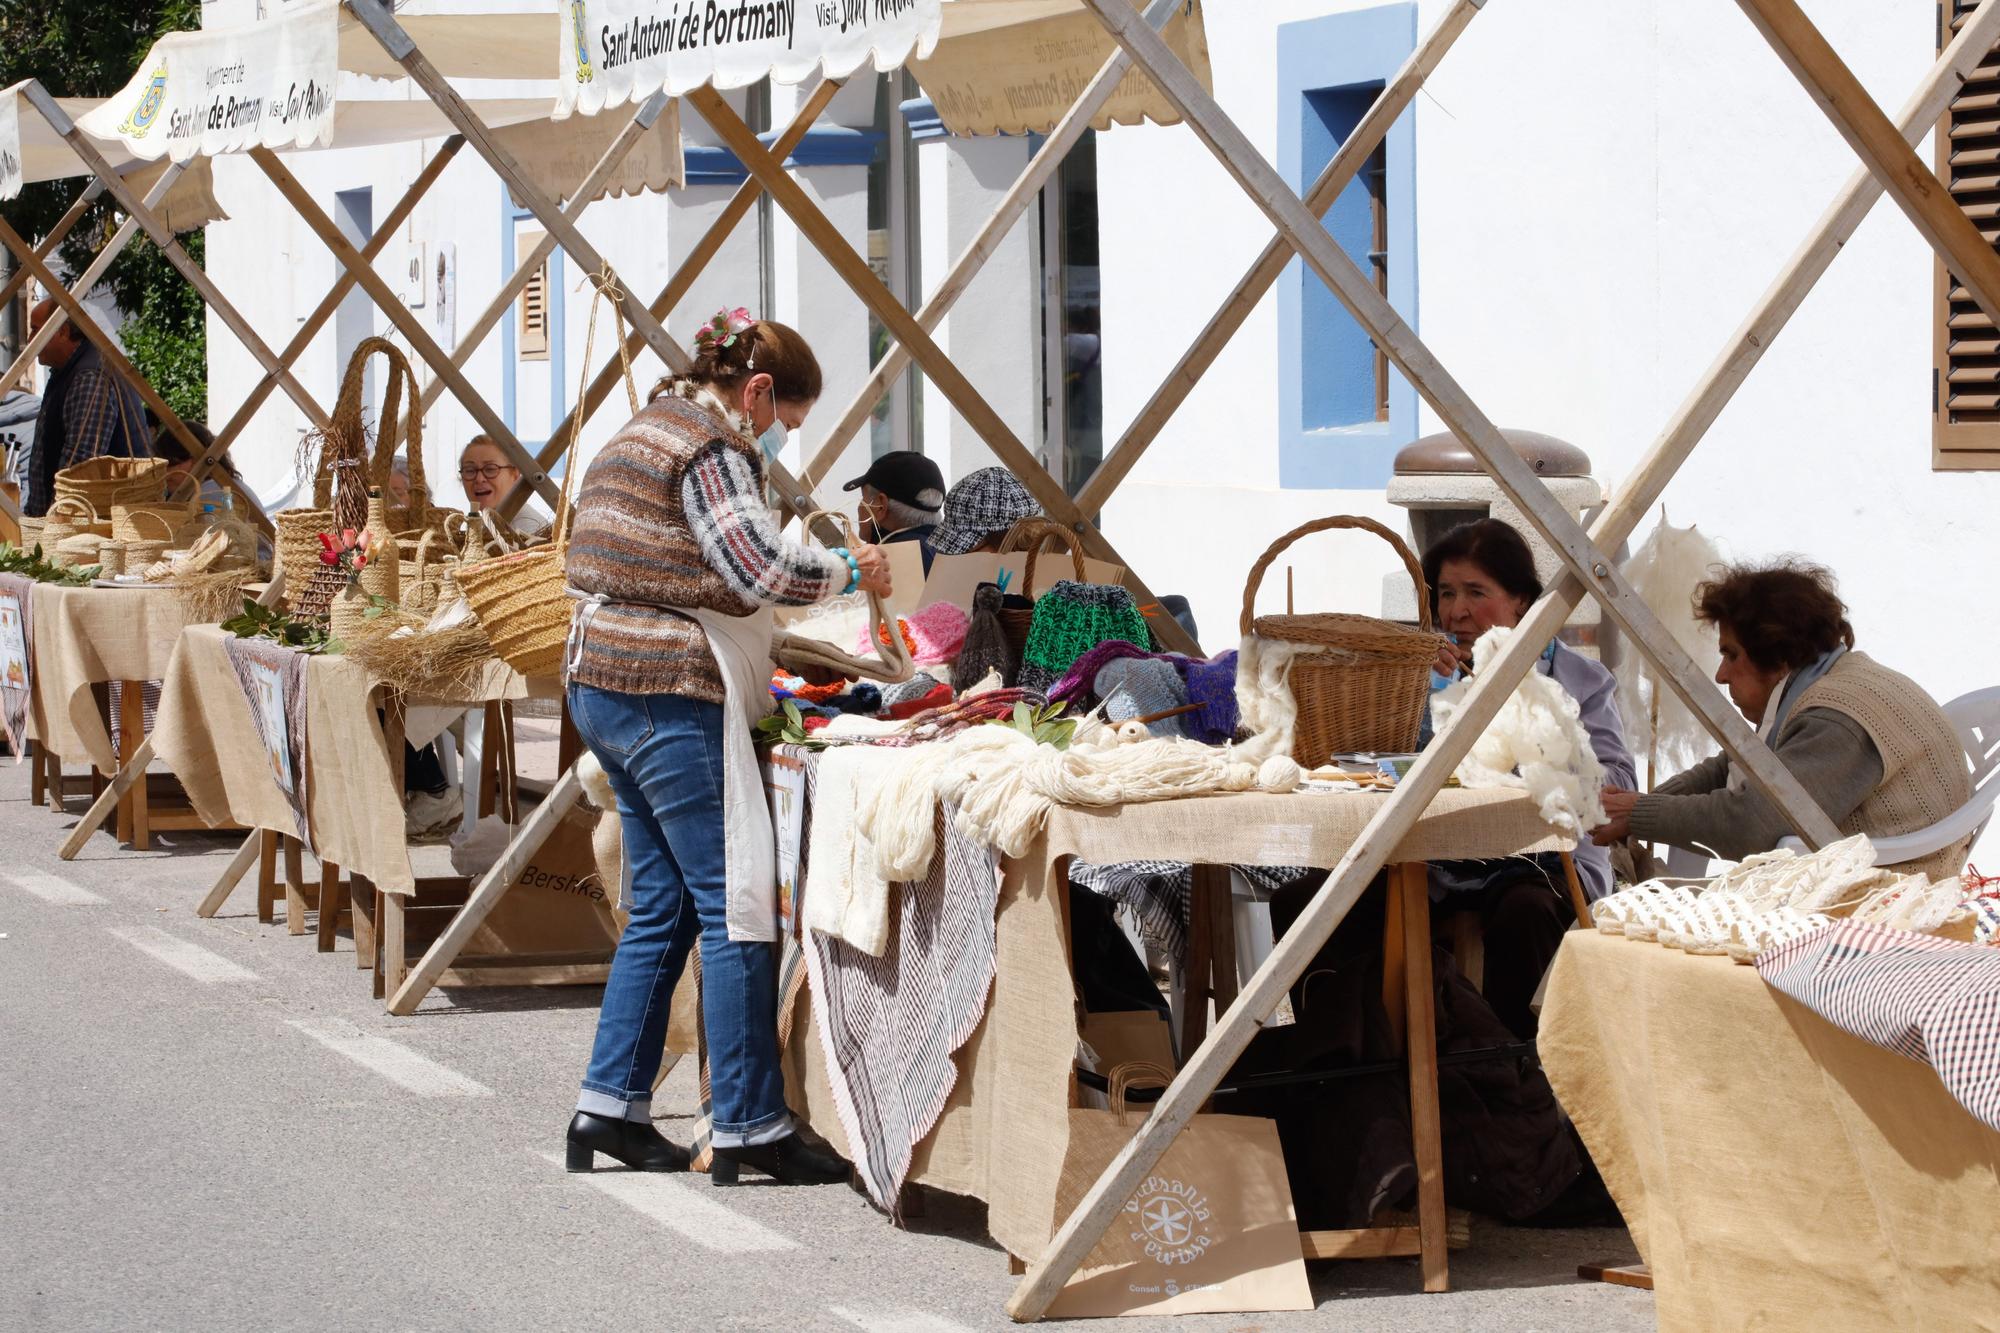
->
<box><xmin>856</xmin><ymin>599</ymin><xmax>968</xmax><ymax>666</ymax></box>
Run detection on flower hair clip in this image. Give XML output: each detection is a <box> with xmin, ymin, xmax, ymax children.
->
<box><xmin>697</xmin><ymin>305</ymin><xmax>757</xmax><ymax>351</ymax></box>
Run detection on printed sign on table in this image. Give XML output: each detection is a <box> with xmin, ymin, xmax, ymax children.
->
<box><xmin>77</xmin><ymin>0</ymin><xmax>338</xmax><ymax>162</ymax></box>
<box><xmin>248</xmin><ymin>657</ymin><xmax>294</xmax><ymax>798</ymax></box>
<box><xmin>558</xmin><ymin>0</ymin><xmax>942</xmax><ymax>118</ymax></box>
<box><xmin>763</xmin><ymin>749</ymin><xmax>807</xmax><ymax>933</ymax></box>
<box><xmin>0</xmin><ymin>588</ymin><xmax>30</xmax><ymax>759</ymax></box>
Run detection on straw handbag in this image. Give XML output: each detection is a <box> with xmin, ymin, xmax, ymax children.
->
<box><xmin>112</xmin><ymin>500</ymin><xmax>194</xmax><ymax>545</ymax></box>
<box><xmin>40</xmin><ymin>495</ymin><xmax>105</xmax><ymax>548</ymax></box>
<box><xmin>1239</xmin><ymin>515</ymin><xmax>1445</xmax><ymax>766</ymax></box>
<box><xmin>457</xmin><ymin>270</ymin><xmax>637</xmax><ymax>679</ymax></box>
<box><xmin>769</xmin><ymin>513</ymin><xmax>914</xmax><ymax>686</ymax></box>
<box><xmin>118</xmin><ymin>508</ymin><xmax>178</xmax><ymax>570</ymax></box>
<box><xmin>54</xmin><ymin>456</ymin><xmax>165</xmax><ymax>514</ymax></box>
<box><xmin>277</xmin><ymin>337</ymin><xmax>425</xmax><ymax>616</ymax></box>
<box><xmin>397</xmin><ymin>527</ymin><xmax>457</xmax><ymax>618</ymax></box>
<box><xmin>997</xmin><ymin>517</ymin><xmax>1089</xmax><ymax>658</ymax></box>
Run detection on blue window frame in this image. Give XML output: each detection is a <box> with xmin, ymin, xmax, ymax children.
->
<box><xmin>1276</xmin><ymin>3</ymin><xmax>1418</xmax><ymax>489</ymax></box>
<box><xmin>500</xmin><ymin>186</ymin><xmax>567</xmax><ymax>462</ymax></box>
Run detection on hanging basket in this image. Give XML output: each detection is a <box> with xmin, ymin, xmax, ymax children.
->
<box><xmin>1239</xmin><ymin>515</ymin><xmax>1446</xmax><ymax>767</ymax></box>
<box><xmin>996</xmin><ymin>517</ymin><xmax>1088</xmax><ymax>659</ymax></box>
<box><xmin>54</xmin><ymin>456</ymin><xmax>166</xmax><ymax>514</ymax></box>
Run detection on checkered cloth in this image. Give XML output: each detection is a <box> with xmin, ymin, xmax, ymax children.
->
<box><xmin>1758</xmin><ymin>919</ymin><xmax>2000</xmax><ymax>1133</ymax></box>
<box><xmin>929</xmin><ymin>467</ymin><xmax>1041</xmax><ymax>556</ymax></box>
<box><xmin>1068</xmin><ymin>859</ymin><xmax>1302</xmax><ymax>963</ymax></box>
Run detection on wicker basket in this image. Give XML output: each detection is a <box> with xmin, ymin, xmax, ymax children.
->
<box><xmin>112</xmin><ymin>501</ymin><xmax>194</xmax><ymax>544</ymax></box>
<box><xmin>119</xmin><ymin>508</ymin><xmax>179</xmax><ymax>571</ymax></box>
<box><xmin>95</xmin><ymin>540</ymin><xmax>128</xmax><ymax>577</ymax></box>
<box><xmin>17</xmin><ymin>517</ymin><xmax>44</xmax><ymax>552</ymax></box>
<box><xmin>54</xmin><ymin>457</ymin><xmax>166</xmax><ymax>514</ymax></box>
<box><xmin>996</xmin><ymin>518</ymin><xmax>1088</xmax><ymax>658</ymax></box>
<box><xmin>1239</xmin><ymin>515</ymin><xmax>1446</xmax><ymax>767</ymax></box>
<box><xmin>396</xmin><ymin>529</ymin><xmax>457</xmax><ymax>617</ymax></box>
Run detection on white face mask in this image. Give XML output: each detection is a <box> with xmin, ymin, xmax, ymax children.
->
<box><xmin>758</xmin><ymin>420</ymin><xmax>787</xmax><ymax>462</ymax></box>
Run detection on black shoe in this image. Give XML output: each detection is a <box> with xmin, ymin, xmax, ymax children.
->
<box><xmin>565</xmin><ymin>1111</ymin><xmax>691</xmax><ymax>1173</ymax></box>
<box><xmin>711</xmin><ymin>1133</ymin><xmax>850</xmax><ymax>1186</ymax></box>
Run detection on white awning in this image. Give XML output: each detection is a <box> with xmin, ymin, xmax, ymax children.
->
<box><xmin>556</xmin><ymin>0</ymin><xmax>944</xmax><ymax>118</ymax></box>
<box><xmin>910</xmin><ymin>0</ymin><xmax>1211</xmax><ymax>137</ymax></box>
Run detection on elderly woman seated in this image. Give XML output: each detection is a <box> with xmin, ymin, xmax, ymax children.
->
<box><xmin>1594</xmin><ymin>560</ymin><xmax>1972</xmax><ymax>879</ymax></box>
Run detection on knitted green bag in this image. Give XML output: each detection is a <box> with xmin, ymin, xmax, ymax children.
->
<box><xmin>1017</xmin><ymin>579</ymin><xmax>1152</xmax><ymax>695</ymax></box>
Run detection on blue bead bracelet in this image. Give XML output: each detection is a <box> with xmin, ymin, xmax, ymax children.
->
<box><xmin>829</xmin><ymin>546</ymin><xmax>862</xmax><ymax>595</ymax></box>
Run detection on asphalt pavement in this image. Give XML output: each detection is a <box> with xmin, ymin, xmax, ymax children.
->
<box><xmin>0</xmin><ymin>760</ymin><xmax>1653</xmax><ymax>1331</ymax></box>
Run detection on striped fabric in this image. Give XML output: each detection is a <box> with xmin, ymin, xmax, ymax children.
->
<box><xmin>1069</xmin><ymin>859</ymin><xmax>1302</xmax><ymax>964</ymax></box>
<box><xmin>1758</xmin><ymin>919</ymin><xmax>2000</xmax><ymax>1132</ymax></box>
<box><xmin>794</xmin><ymin>751</ymin><xmax>1002</xmax><ymax>1213</ymax></box>
<box><xmin>564</xmin><ymin>393</ymin><xmax>844</xmax><ymax>701</ymax></box>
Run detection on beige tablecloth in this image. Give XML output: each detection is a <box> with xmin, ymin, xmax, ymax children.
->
<box><xmin>789</xmin><ymin>785</ymin><xmax>1570</xmax><ymax>1261</ymax></box>
<box><xmin>152</xmin><ymin>624</ymin><xmax>539</xmax><ymax>897</ymax></box>
<box><xmin>1540</xmin><ymin>930</ymin><xmax>2000</xmax><ymax>1331</ymax></box>
<box><xmin>29</xmin><ymin>583</ymin><xmax>190</xmax><ymax>771</ymax></box>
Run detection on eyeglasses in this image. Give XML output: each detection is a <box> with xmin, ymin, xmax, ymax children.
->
<box><xmin>458</xmin><ymin>463</ymin><xmax>518</xmax><ymax>482</ymax></box>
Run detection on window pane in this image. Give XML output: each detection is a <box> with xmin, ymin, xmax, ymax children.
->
<box><xmin>1058</xmin><ymin>132</ymin><xmax>1102</xmax><ymax>494</ymax></box>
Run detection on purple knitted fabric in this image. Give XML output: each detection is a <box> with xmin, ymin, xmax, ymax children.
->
<box><xmin>1181</xmin><ymin>650</ymin><xmax>1239</xmax><ymax>744</ymax></box>
<box><xmin>1048</xmin><ymin>640</ymin><xmax>1159</xmax><ymax>703</ymax></box>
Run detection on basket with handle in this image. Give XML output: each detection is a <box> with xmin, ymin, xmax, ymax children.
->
<box><xmin>113</xmin><ymin>500</ymin><xmax>193</xmax><ymax>544</ymax></box>
<box><xmin>1239</xmin><ymin>515</ymin><xmax>1446</xmax><ymax>766</ymax></box>
<box><xmin>53</xmin><ymin>456</ymin><xmax>166</xmax><ymax>514</ymax></box>
<box><xmin>119</xmin><ymin>508</ymin><xmax>178</xmax><ymax>570</ymax></box>
<box><xmin>396</xmin><ymin>527</ymin><xmax>456</xmax><ymax>618</ymax></box>
<box><xmin>457</xmin><ymin>269</ymin><xmax>638</xmax><ymax>679</ymax></box>
<box><xmin>277</xmin><ymin>336</ymin><xmax>428</xmax><ymax>616</ymax></box>
<box><xmin>40</xmin><ymin>495</ymin><xmax>103</xmax><ymax>548</ymax></box>
<box><xmin>996</xmin><ymin>517</ymin><xmax>1088</xmax><ymax>658</ymax></box>
<box><xmin>768</xmin><ymin>510</ymin><xmax>914</xmax><ymax>685</ymax></box>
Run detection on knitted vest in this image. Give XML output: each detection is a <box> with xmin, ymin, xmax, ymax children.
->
<box><xmin>1795</xmin><ymin>653</ymin><xmax>1973</xmax><ymax>880</ymax></box>
<box><xmin>563</xmin><ymin>395</ymin><xmax>761</xmax><ymax>702</ymax></box>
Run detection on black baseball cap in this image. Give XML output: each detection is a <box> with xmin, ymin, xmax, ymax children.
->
<box><xmin>843</xmin><ymin>450</ymin><xmax>945</xmax><ymax>512</ymax></box>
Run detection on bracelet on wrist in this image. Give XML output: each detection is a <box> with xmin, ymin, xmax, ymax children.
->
<box><xmin>829</xmin><ymin>546</ymin><xmax>862</xmax><ymax>595</ymax></box>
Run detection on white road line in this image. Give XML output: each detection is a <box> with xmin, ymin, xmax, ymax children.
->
<box><xmin>106</xmin><ymin>926</ymin><xmax>260</xmax><ymax>982</ymax></box>
<box><xmin>286</xmin><ymin>1021</ymin><xmax>493</xmax><ymax>1098</ymax></box>
<box><xmin>7</xmin><ymin>871</ymin><xmax>106</xmax><ymax>905</ymax></box>
<box><xmin>829</xmin><ymin>1307</ymin><xmax>977</xmax><ymax>1333</ymax></box>
<box><xmin>537</xmin><ymin>1152</ymin><xmax>798</xmax><ymax>1253</ymax></box>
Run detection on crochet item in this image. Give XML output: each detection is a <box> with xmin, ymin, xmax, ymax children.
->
<box><xmin>880</xmin><ymin>673</ymin><xmax>951</xmax><ymax>720</ymax></box>
<box><xmin>855</xmin><ymin>598</ymin><xmax>968</xmax><ymax>667</ymax></box>
<box><xmin>1048</xmin><ymin>639</ymin><xmax>1159</xmax><ymax>704</ymax></box>
<box><xmin>1430</xmin><ymin>626</ymin><xmax>1608</xmax><ymax>837</ymax></box>
<box><xmin>1096</xmin><ymin>658</ymin><xmax>1190</xmax><ymax>738</ymax></box>
<box><xmin>1018</xmin><ymin>579</ymin><xmax>1151</xmax><ymax>695</ymax></box>
<box><xmin>954</xmin><ymin>581</ymin><xmax>1019</xmax><ymax>689</ymax></box>
<box><xmin>1181</xmin><ymin>651</ymin><xmax>1241</xmax><ymax>744</ymax></box>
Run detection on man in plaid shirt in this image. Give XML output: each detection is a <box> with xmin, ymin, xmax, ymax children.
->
<box><xmin>23</xmin><ymin>297</ymin><xmax>145</xmax><ymax>517</ymax></box>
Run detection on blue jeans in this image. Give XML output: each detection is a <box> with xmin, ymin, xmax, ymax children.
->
<box><xmin>569</xmin><ymin>683</ymin><xmax>789</xmax><ymax>1146</ymax></box>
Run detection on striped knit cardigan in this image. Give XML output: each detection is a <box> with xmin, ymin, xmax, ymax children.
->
<box><xmin>564</xmin><ymin>391</ymin><xmax>846</xmax><ymax>702</ymax></box>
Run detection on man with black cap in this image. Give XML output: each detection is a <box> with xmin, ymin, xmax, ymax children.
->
<box><xmin>843</xmin><ymin>450</ymin><xmax>945</xmax><ymax>574</ymax></box>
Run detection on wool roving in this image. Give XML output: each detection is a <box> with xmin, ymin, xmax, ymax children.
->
<box><xmin>1233</xmin><ymin>633</ymin><xmax>1322</xmax><ymax>762</ymax></box>
<box><xmin>1616</xmin><ymin>513</ymin><xmax>1726</xmax><ymax>773</ymax></box>
<box><xmin>1431</xmin><ymin>627</ymin><xmax>1608</xmax><ymax>835</ymax></box>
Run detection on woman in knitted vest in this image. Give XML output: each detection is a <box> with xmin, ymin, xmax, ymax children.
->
<box><xmin>1593</xmin><ymin>561</ymin><xmax>1972</xmax><ymax>880</ymax></box>
<box><xmin>562</xmin><ymin>310</ymin><xmax>891</xmax><ymax>1184</ymax></box>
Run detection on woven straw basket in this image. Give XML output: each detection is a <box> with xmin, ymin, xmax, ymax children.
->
<box><xmin>1240</xmin><ymin>515</ymin><xmax>1446</xmax><ymax>767</ymax></box>
<box><xmin>458</xmin><ymin>270</ymin><xmax>639</xmax><ymax>680</ymax></box>
<box><xmin>41</xmin><ymin>496</ymin><xmax>106</xmax><ymax>548</ymax></box>
<box><xmin>54</xmin><ymin>456</ymin><xmax>166</xmax><ymax>514</ymax></box>
<box><xmin>119</xmin><ymin>508</ymin><xmax>179</xmax><ymax>571</ymax></box>
<box><xmin>996</xmin><ymin>517</ymin><xmax>1088</xmax><ymax>658</ymax></box>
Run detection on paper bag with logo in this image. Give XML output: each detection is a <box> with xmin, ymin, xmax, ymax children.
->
<box><xmin>461</xmin><ymin>806</ymin><xmax>621</xmax><ymax>962</ymax></box>
<box><xmin>1045</xmin><ymin>1063</ymin><xmax>1312</xmax><ymax>1319</ymax></box>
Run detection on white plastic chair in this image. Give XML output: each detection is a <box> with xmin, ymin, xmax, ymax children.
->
<box><xmin>1773</xmin><ymin>685</ymin><xmax>2000</xmax><ymax>864</ymax></box>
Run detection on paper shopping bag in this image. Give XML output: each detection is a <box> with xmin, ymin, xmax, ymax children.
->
<box><xmin>1045</xmin><ymin>1063</ymin><xmax>1313</xmax><ymax>1318</ymax></box>
<box><xmin>460</xmin><ymin>805</ymin><xmax>621</xmax><ymax>963</ymax></box>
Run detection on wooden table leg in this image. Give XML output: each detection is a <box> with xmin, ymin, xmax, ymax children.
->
<box><xmin>1181</xmin><ymin>873</ymin><xmax>1214</xmax><ymax>1056</ymax></box>
<box><xmin>282</xmin><ymin>836</ymin><xmax>307</xmax><ymax>937</ymax></box>
<box><xmin>117</xmin><ymin>681</ymin><xmax>149</xmax><ymax>850</ymax></box>
<box><xmin>256</xmin><ymin>830</ymin><xmax>279</xmax><ymax>924</ymax></box>
<box><xmin>1393</xmin><ymin>862</ymin><xmax>1449</xmax><ymax>1293</ymax></box>
<box><xmin>317</xmin><ymin>859</ymin><xmax>344</xmax><ymax>953</ymax></box>
<box><xmin>478</xmin><ymin>701</ymin><xmax>499</xmax><ymax>820</ymax></box>
<box><xmin>350</xmin><ymin>876</ymin><xmax>377</xmax><ymax>971</ymax></box>
<box><xmin>382</xmin><ymin>890</ymin><xmax>408</xmax><ymax>1002</ymax></box>
<box><xmin>1382</xmin><ymin>875</ymin><xmax>1407</xmax><ymax>1050</ymax></box>
<box><xmin>30</xmin><ymin>741</ymin><xmax>46</xmax><ymax>807</ymax></box>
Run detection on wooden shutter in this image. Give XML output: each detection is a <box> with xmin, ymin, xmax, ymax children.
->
<box><xmin>518</xmin><ymin>229</ymin><xmax>550</xmax><ymax>361</ymax></box>
<box><xmin>1936</xmin><ymin>1</ymin><xmax>2000</xmax><ymax>468</ymax></box>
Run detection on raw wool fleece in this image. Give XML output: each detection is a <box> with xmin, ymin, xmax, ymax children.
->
<box><xmin>1431</xmin><ymin>627</ymin><xmax>1609</xmax><ymax>837</ymax></box>
<box><xmin>1233</xmin><ymin>634</ymin><xmax>1322</xmax><ymax>762</ymax></box>
<box><xmin>577</xmin><ymin>752</ymin><xmax>627</xmax><ymax>912</ymax></box>
<box><xmin>1615</xmin><ymin>513</ymin><xmax>1725</xmax><ymax>773</ymax></box>
<box><xmin>857</xmin><ymin>726</ymin><xmax>1301</xmax><ymax>881</ymax></box>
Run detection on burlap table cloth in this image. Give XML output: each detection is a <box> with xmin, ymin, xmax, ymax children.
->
<box><xmin>787</xmin><ymin>785</ymin><xmax>1568</xmax><ymax>1261</ymax></box>
<box><xmin>1540</xmin><ymin>930</ymin><xmax>2000</xmax><ymax>1331</ymax></box>
<box><xmin>153</xmin><ymin>624</ymin><xmax>540</xmax><ymax>898</ymax></box>
<box><xmin>28</xmin><ymin>583</ymin><xmax>190</xmax><ymax>771</ymax></box>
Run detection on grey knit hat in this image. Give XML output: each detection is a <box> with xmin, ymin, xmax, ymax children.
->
<box><xmin>929</xmin><ymin>467</ymin><xmax>1042</xmax><ymax>556</ymax></box>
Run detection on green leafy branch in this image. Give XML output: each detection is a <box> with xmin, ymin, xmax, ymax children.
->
<box><xmin>754</xmin><ymin>698</ymin><xmax>825</xmax><ymax>750</ymax></box>
<box><xmin>221</xmin><ymin>598</ymin><xmax>333</xmax><ymax>653</ymax></box>
<box><xmin>995</xmin><ymin>699</ymin><xmax>1076</xmax><ymax>749</ymax></box>
<box><xmin>0</xmin><ymin>542</ymin><xmax>101</xmax><ymax>586</ymax></box>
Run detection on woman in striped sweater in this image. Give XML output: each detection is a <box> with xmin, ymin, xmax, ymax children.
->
<box><xmin>562</xmin><ymin>311</ymin><xmax>891</xmax><ymax>1184</ymax></box>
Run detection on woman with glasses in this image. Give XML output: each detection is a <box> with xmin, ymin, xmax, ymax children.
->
<box><xmin>457</xmin><ymin>436</ymin><xmax>548</xmax><ymax>532</ymax></box>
